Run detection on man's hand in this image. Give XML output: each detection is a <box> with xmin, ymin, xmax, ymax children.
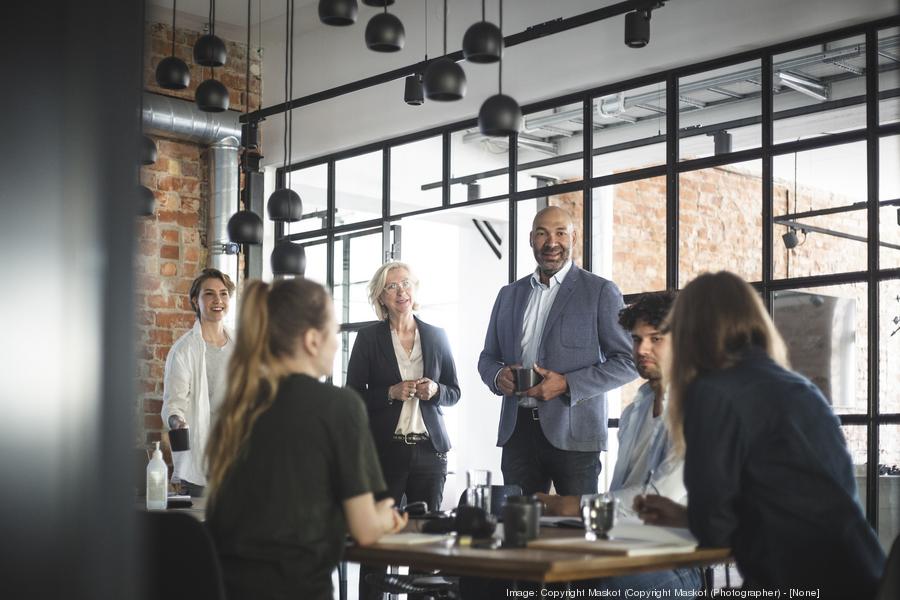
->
<box><xmin>168</xmin><ymin>415</ymin><xmax>187</xmax><ymax>429</ymax></box>
<box><xmin>633</xmin><ymin>494</ymin><xmax>689</xmax><ymax>528</ymax></box>
<box><xmin>415</xmin><ymin>378</ymin><xmax>438</xmax><ymax>401</ymax></box>
<box><xmin>496</xmin><ymin>364</ymin><xmax>521</xmax><ymax>396</ymax></box>
<box><xmin>535</xmin><ymin>492</ymin><xmax>580</xmax><ymax>517</ymax></box>
<box><xmin>525</xmin><ymin>365</ymin><xmax>568</xmax><ymax>401</ymax></box>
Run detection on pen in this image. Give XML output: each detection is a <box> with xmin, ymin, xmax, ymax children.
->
<box><xmin>641</xmin><ymin>468</ymin><xmax>655</xmax><ymax>496</ymax></box>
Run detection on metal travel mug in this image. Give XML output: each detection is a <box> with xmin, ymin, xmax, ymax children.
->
<box><xmin>503</xmin><ymin>495</ymin><xmax>542</xmax><ymax>548</ymax></box>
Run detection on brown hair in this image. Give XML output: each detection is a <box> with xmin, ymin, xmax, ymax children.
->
<box><xmin>665</xmin><ymin>271</ymin><xmax>789</xmax><ymax>454</ymax></box>
<box><xmin>188</xmin><ymin>268</ymin><xmax>236</xmax><ymax>320</ymax></box>
<box><xmin>205</xmin><ymin>277</ymin><xmax>332</xmax><ymax>499</ymax></box>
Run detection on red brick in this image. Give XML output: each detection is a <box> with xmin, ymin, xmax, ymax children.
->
<box><xmin>160</xmin><ymin>245</ymin><xmax>179</xmax><ymax>260</ymax></box>
<box><xmin>147</xmin><ymin>294</ymin><xmax>175</xmax><ymax>309</ymax></box>
<box><xmin>144</xmin><ymin>399</ymin><xmax>163</xmax><ymax>414</ymax></box>
<box><xmin>140</xmin><ymin>380</ymin><xmax>158</xmax><ymax>394</ymax></box>
<box><xmin>154</xmin><ymin>346</ymin><xmax>171</xmax><ymax>361</ymax></box>
<box><xmin>155</xmin><ymin>312</ymin><xmax>196</xmax><ymax>329</ymax></box>
<box><xmin>160</xmin><ymin>228</ymin><xmax>179</xmax><ymax>243</ymax></box>
<box><xmin>160</xmin><ymin>262</ymin><xmax>178</xmax><ymax>277</ymax></box>
<box><xmin>138</xmin><ymin>240</ymin><xmax>156</xmax><ymax>257</ymax></box>
<box><xmin>138</xmin><ymin>275</ymin><xmax>162</xmax><ymax>292</ymax></box>
<box><xmin>148</xmin><ymin>328</ymin><xmax>173</xmax><ymax>345</ymax></box>
<box><xmin>176</xmin><ymin>212</ymin><xmax>199</xmax><ymax>228</ymax></box>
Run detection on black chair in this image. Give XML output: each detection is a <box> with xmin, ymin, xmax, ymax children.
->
<box><xmin>364</xmin><ymin>573</ymin><xmax>459</xmax><ymax>600</ymax></box>
<box><xmin>875</xmin><ymin>534</ymin><xmax>900</xmax><ymax>600</ymax></box>
<box><xmin>140</xmin><ymin>510</ymin><xmax>226</xmax><ymax>600</ymax></box>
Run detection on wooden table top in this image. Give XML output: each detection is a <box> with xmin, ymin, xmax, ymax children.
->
<box><xmin>344</xmin><ymin>524</ymin><xmax>731</xmax><ymax>583</ymax></box>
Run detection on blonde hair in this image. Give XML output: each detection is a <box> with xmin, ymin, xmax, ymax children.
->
<box><xmin>205</xmin><ymin>278</ymin><xmax>331</xmax><ymax>499</ymax></box>
<box><xmin>665</xmin><ymin>271</ymin><xmax>789</xmax><ymax>454</ymax></box>
<box><xmin>366</xmin><ymin>261</ymin><xmax>420</xmax><ymax>321</ymax></box>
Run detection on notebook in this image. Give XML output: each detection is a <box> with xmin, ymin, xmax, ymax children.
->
<box><xmin>528</xmin><ymin>520</ymin><xmax>697</xmax><ymax>556</ymax></box>
<box><xmin>377</xmin><ymin>533</ymin><xmax>454</xmax><ymax>546</ymax></box>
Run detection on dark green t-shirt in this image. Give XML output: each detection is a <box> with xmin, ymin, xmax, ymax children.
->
<box><xmin>207</xmin><ymin>374</ymin><xmax>386</xmax><ymax>600</ymax></box>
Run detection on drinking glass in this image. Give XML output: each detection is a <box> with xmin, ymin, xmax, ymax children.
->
<box><xmin>580</xmin><ymin>493</ymin><xmax>617</xmax><ymax>540</ymax></box>
<box><xmin>465</xmin><ymin>469</ymin><xmax>492</xmax><ymax>513</ymax></box>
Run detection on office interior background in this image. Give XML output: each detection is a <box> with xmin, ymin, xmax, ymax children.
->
<box><xmin>2</xmin><ymin>1</ymin><xmax>898</xmax><ymax>598</ymax></box>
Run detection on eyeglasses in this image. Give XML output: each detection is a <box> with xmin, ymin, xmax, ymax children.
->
<box><xmin>383</xmin><ymin>279</ymin><xmax>413</xmax><ymax>294</ymax></box>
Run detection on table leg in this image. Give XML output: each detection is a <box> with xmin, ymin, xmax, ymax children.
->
<box><xmin>338</xmin><ymin>560</ymin><xmax>347</xmax><ymax>600</ymax></box>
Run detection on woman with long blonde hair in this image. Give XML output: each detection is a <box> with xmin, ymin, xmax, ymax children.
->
<box><xmin>635</xmin><ymin>271</ymin><xmax>884</xmax><ymax>599</ymax></box>
<box><xmin>205</xmin><ymin>278</ymin><xmax>406</xmax><ymax>600</ymax></box>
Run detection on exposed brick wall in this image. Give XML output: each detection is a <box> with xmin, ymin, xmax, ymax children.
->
<box><xmin>136</xmin><ymin>20</ymin><xmax>260</xmax><ymax>449</ymax></box>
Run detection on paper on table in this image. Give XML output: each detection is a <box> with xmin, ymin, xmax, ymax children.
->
<box><xmin>377</xmin><ymin>533</ymin><xmax>453</xmax><ymax>546</ymax></box>
<box><xmin>529</xmin><ymin>517</ymin><xmax>697</xmax><ymax>556</ymax></box>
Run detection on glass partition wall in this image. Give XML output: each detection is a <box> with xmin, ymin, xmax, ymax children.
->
<box><xmin>271</xmin><ymin>18</ymin><xmax>900</xmax><ymax>532</ymax></box>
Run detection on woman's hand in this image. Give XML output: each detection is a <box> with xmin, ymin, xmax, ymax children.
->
<box><xmin>389</xmin><ymin>380</ymin><xmax>418</xmax><ymax>401</ymax></box>
<box><xmin>633</xmin><ymin>494</ymin><xmax>689</xmax><ymax>528</ymax></box>
<box><xmin>414</xmin><ymin>378</ymin><xmax>438</xmax><ymax>401</ymax></box>
<box><xmin>376</xmin><ymin>498</ymin><xmax>409</xmax><ymax>534</ymax></box>
<box><xmin>535</xmin><ymin>492</ymin><xmax>579</xmax><ymax>517</ymax></box>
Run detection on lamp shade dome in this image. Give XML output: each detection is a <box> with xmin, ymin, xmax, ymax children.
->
<box><xmin>137</xmin><ymin>185</ymin><xmax>156</xmax><ymax>217</ymax></box>
<box><xmin>193</xmin><ymin>33</ymin><xmax>227</xmax><ymax>67</ymax></box>
<box><xmin>271</xmin><ymin>241</ymin><xmax>307</xmax><ymax>276</ymax></box>
<box><xmin>227</xmin><ymin>210</ymin><xmax>264</xmax><ymax>245</ymax></box>
<box><xmin>155</xmin><ymin>56</ymin><xmax>191</xmax><ymax>90</ymax></box>
<box><xmin>423</xmin><ymin>58</ymin><xmax>467</xmax><ymax>101</ymax></box>
<box><xmin>267</xmin><ymin>188</ymin><xmax>303</xmax><ymax>222</ymax></box>
<box><xmin>195</xmin><ymin>79</ymin><xmax>229</xmax><ymax>112</ymax></box>
<box><xmin>478</xmin><ymin>93</ymin><xmax>522</xmax><ymax>137</ymax></box>
<box><xmin>141</xmin><ymin>135</ymin><xmax>158</xmax><ymax>166</ymax></box>
<box><xmin>319</xmin><ymin>0</ymin><xmax>358</xmax><ymax>26</ymax></box>
<box><xmin>462</xmin><ymin>21</ymin><xmax>502</xmax><ymax>63</ymax></box>
<box><xmin>365</xmin><ymin>12</ymin><xmax>405</xmax><ymax>52</ymax></box>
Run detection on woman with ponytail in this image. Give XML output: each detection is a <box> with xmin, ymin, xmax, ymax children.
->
<box><xmin>205</xmin><ymin>278</ymin><xmax>407</xmax><ymax>600</ymax></box>
<box><xmin>634</xmin><ymin>271</ymin><xmax>884</xmax><ymax>600</ymax></box>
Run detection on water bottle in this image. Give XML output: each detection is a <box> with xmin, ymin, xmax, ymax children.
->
<box><xmin>146</xmin><ymin>441</ymin><xmax>168</xmax><ymax>510</ymax></box>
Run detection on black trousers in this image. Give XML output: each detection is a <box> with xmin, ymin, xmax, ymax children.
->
<box><xmin>359</xmin><ymin>438</ymin><xmax>448</xmax><ymax>600</ymax></box>
<box><xmin>500</xmin><ymin>407</ymin><xmax>601</xmax><ymax>496</ymax></box>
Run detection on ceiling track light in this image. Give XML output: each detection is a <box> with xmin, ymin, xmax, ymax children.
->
<box><xmin>404</xmin><ymin>73</ymin><xmax>424</xmax><ymax>105</ymax></box>
<box><xmin>319</xmin><ymin>0</ymin><xmax>358</xmax><ymax>26</ymax></box>
<box><xmin>156</xmin><ymin>0</ymin><xmax>191</xmax><ymax>89</ymax></box>
<box><xmin>624</xmin><ymin>9</ymin><xmax>651</xmax><ymax>48</ymax></box>
<box><xmin>362</xmin><ymin>0</ymin><xmax>394</xmax><ymax>5</ymax></box>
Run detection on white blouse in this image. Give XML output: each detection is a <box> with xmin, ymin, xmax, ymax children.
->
<box><xmin>391</xmin><ymin>328</ymin><xmax>428</xmax><ymax>435</ymax></box>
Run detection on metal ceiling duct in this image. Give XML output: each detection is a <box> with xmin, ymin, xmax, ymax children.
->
<box><xmin>141</xmin><ymin>92</ymin><xmax>242</xmax><ymax>283</ymax></box>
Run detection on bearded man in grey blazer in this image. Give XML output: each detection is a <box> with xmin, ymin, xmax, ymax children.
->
<box><xmin>478</xmin><ymin>206</ymin><xmax>637</xmax><ymax>496</ymax></box>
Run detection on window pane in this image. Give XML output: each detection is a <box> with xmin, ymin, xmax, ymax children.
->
<box><xmin>679</xmin><ymin>160</ymin><xmax>762</xmax><ymax>286</ymax></box>
<box><xmin>300</xmin><ymin>239</ymin><xmax>328</xmax><ymax>288</ymax></box>
<box><xmin>450</xmin><ymin>128</ymin><xmax>508</xmax><ymax>204</ymax></box>
<box><xmin>881</xmin><ymin>135</ymin><xmax>900</xmax><ymax>270</ymax></box>
<box><xmin>516</xmin><ymin>193</ymin><xmax>584</xmax><ymax>280</ymax></box>
<box><xmin>390</xmin><ymin>136</ymin><xmax>442</xmax><ymax>214</ymax></box>
<box><xmin>592</xmin><ymin>81</ymin><xmax>667</xmax><ymax>175</ymax></box>
<box><xmin>593</xmin><ymin>176</ymin><xmax>666</xmax><ymax>295</ymax></box>
<box><xmin>518</xmin><ymin>100</ymin><xmax>584</xmax><ymax>191</ymax></box>
<box><xmin>679</xmin><ymin>60</ymin><xmax>761</xmax><ymax>160</ymax></box>
<box><xmin>881</xmin><ymin>278</ymin><xmax>900</xmax><ymax>414</ymax></box>
<box><xmin>285</xmin><ymin>164</ymin><xmax>327</xmax><ymax>235</ymax></box>
<box><xmin>843</xmin><ymin>424</ymin><xmax>868</xmax><ymax>520</ymax></box>
<box><xmin>773</xmin><ymin>141</ymin><xmax>868</xmax><ymax>279</ymax></box>
<box><xmin>877</xmin><ymin>424</ymin><xmax>900</xmax><ymax>552</ymax></box>
<box><xmin>772</xmin><ymin>282</ymin><xmax>868</xmax><ymax>415</ymax></box>
<box><xmin>332</xmin><ymin>331</ymin><xmax>357</xmax><ymax>389</ymax></box>
<box><xmin>773</xmin><ymin>35</ymin><xmax>867</xmax><ymax>143</ymax></box>
<box><xmin>335</xmin><ymin>150</ymin><xmax>382</xmax><ymax>226</ymax></box>
<box><xmin>879</xmin><ymin>27</ymin><xmax>899</xmax><ymax>126</ymax></box>
<box><xmin>332</xmin><ymin>230</ymin><xmax>383</xmax><ymax>324</ymax></box>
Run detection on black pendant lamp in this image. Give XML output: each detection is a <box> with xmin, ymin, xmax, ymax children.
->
<box><xmin>194</xmin><ymin>0</ymin><xmax>227</xmax><ymax>66</ymax></box>
<box><xmin>319</xmin><ymin>0</ymin><xmax>358</xmax><ymax>26</ymax></box>
<box><xmin>424</xmin><ymin>0</ymin><xmax>466</xmax><ymax>101</ymax></box>
<box><xmin>195</xmin><ymin>76</ymin><xmax>229</xmax><ymax>112</ymax></box>
<box><xmin>156</xmin><ymin>0</ymin><xmax>191</xmax><ymax>89</ymax></box>
<box><xmin>228</xmin><ymin>0</ymin><xmax>264</xmax><ymax>246</ymax></box>
<box><xmin>365</xmin><ymin>3</ymin><xmax>405</xmax><ymax>52</ymax></box>
<box><xmin>267</xmin><ymin>0</ymin><xmax>303</xmax><ymax>223</ymax></box>
<box><xmin>138</xmin><ymin>185</ymin><xmax>156</xmax><ymax>217</ymax></box>
<box><xmin>271</xmin><ymin>240</ymin><xmax>307</xmax><ymax>276</ymax></box>
<box><xmin>141</xmin><ymin>135</ymin><xmax>158</xmax><ymax>165</ymax></box>
<box><xmin>362</xmin><ymin>0</ymin><xmax>394</xmax><ymax>5</ymax></box>
<box><xmin>478</xmin><ymin>0</ymin><xmax>520</xmax><ymax>136</ymax></box>
<box><xmin>463</xmin><ymin>0</ymin><xmax>501</xmax><ymax>63</ymax></box>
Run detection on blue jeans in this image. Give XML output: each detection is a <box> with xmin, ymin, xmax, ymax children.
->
<box><xmin>500</xmin><ymin>407</ymin><xmax>601</xmax><ymax>496</ymax></box>
<box><xmin>588</xmin><ymin>567</ymin><xmax>703</xmax><ymax>594</ymax></box>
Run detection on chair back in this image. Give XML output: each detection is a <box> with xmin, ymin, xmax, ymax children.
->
<box><xmin>875</xmin><ymin>534</ymin><xmax>900</xmax><ymax>600</ymax></box>
<box><xmin>140</xmin><ymin>510</ymin><xmax>226</xmax><ymax>600</ymax></box>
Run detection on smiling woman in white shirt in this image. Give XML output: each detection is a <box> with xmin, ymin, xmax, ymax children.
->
<box><xmin>161</xmin><ymin>268</ymin><xmax>235</xmax><ymax>497</ymax></box>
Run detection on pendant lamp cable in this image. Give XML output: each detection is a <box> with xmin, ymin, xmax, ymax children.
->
<box><xmin>424</xmin><ymin>0</ymin><xmax>428</xmax><ymax>61</ymax></box>
<box><xmin>288</xmin><ymin>0</ymin><xmax>295</xmax><ymax>189</ymax></box>
<box><xmin>245</xmin><ymin>0</ymin><xmax>251</xmax><ymax>116</ymax></box>
<box><xmin>282</xmin><ymin>0</ymin><xmax>289</xmax><ymax>184</ymax></box>
<box><xmin>498</xmin><ymin>0</ymin><xmax>503</xmax><ymax>94</ymax></box>
<box><xmin>481</xmin><ymin>0</ymin><xmax>485</xmax><ymax>22</ymax></box>
<box><xmin>171</xmin><ymin>0</ymin><xmax>177</xmax><ymax>56</ymax></box>
<box><xmin>442</xmin><ymin>0</ymin><xmax>447</xmax><ymax>55</ymax></box>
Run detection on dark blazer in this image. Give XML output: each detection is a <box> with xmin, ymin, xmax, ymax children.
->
<box><xmin>346</xmin><ymin>317</ymin><xmax>460</xmax><ymax>455</ymax></box>
<box><xmin>683</xmin><ymin>349</ymin><xmax>885</xmax><ymax>599</ymax></box>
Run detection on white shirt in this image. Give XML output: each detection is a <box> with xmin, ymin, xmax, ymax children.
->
<box><xmin>161</xmin><ymin>321</ymin><xmax>234</xmax><ymax>487</ymax></box>
<box><xmin>607</xmin><ymin>382</ymin><xmax>686</xmax><ymax>516</ymax></box>
<box><xmin>518</xmin><ymin>260</ymin><xmax>573</xmax><ymax>408</ymax></box>
<box><xmin>391</xmin><ymin>329</ymin><xmax>428</xmax><ymax>435</ymax></box>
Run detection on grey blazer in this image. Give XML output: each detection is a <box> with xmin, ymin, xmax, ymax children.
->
<box><xmin>478</xmin><ymin>266</ymin><xmax>637</xmax><ymax>452</ymax></box>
